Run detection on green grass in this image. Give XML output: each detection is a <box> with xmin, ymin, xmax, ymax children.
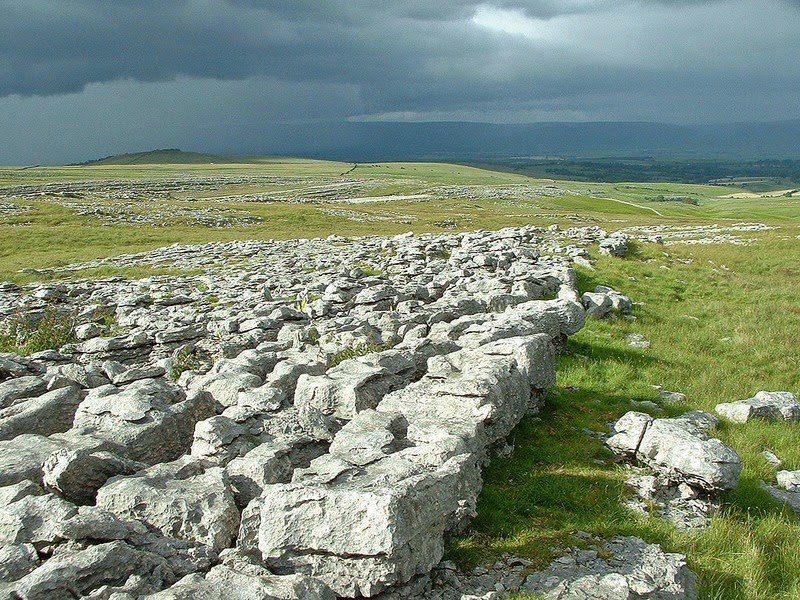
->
<box><xmin>0</xmin><ymin>308</ymin><xmax>78</xmax><ymax>355</ymax></box>
<box><xmin>327</xmin><ymin>338</ymin><xmax>393</xmax><ymax>368</ymax></box>
<box><xmin>448</xmin><ymin>235</ymin><xmax>800</xmax><ymax>599</ymax></box>
<box><xmin>1</xmin><ymin>159</ymin><xmax>798</xmax><ymax>282</ymax></box>
<box><xmin>169</xmin><ymin>347</ymin><xmax>204</xmax><ymax>381</ymax></box>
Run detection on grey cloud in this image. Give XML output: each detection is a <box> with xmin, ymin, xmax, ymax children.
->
<box><xmin>2</xmin><ymin>0</ymin><xmax>798</xmax><ymax>102</ymax></box>
<box><xmin>0</xmin><ymin>0</ymin><xmax>799</xmax><ymax>163</ymax></box>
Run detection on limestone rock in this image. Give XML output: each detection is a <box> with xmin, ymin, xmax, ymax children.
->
<box><xmin>523</xmin><ymin>536</ymin><xmax>697</xmax><ymax>599</ymax></box>
<box><xmin>0</xmin><ymin>385</ymin><xmax>81</xmax><ymax>441</ymax></box>
<box><xmin>0</xmin><ymin>492</ymin><xmax>78</xmax><ymax>545</ymax></box>
<box><xmin>0</xmin><ymin>543</ymin><xmax>39</xmax><ymax>583</ymax></box>
<box><xmin>607</xmin><ymin>412</ymin><xmax>740</xmax><ymax>491</ymax></box>
<box><xmin>42</xmin><ymin>447</ymin><xmax>146</xmax><ymax>505</ymax></box>
<box><xmin>598</xmin><ymin>233</ymin><xmax>630</xmax><ymax>257</ymax></box>
<box><xmin>715</xmin><ymin>391</ymin><xmax>800</xmax><ymax>423</ymax></box>
<box><xmin>2</xmin><ymin>540</ymin><xmax>169</xmax><ymax>600</ymax></box>
<box><xmin>0</xmin><ymin>375</ymin><xmax>48</xmax><ymax>408</ymax></box>
<box><xmin>581</xmin><ymin>292</ymin><xmax>613</xmax><ymax>319</ymax></box>
<box><xmin>96</xmin><ymin>456</ymin><xmax>240</xmax><ymax>552</ymax></box>
<box><xmin>73</xmin><ymin>379</ymin><xmax>215</xmax><ymax>464</ymax></box>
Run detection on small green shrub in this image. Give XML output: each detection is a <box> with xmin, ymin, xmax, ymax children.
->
<box><xmin>294</xmin><ymin>292</ymin><xmax>321</xmax><ymax>313</ymax></box>
<box><xmin>355</xmin><ymin>264</ymin><xmax>385</xmax><ymax>278</ymax></box>
<box><xmin>0</xmin><ymin>308</ymin><xmax>78</xmax><ymax>355</ymax></box>
<box><xmin>431</xmin><ymin>247</ymin><xmax>452</xmax><ymax>260</ymax></box>
<box><xmin>169</xmin><ymin>347</ymin><xmax>203</xmax><ymax>380</ymax></box>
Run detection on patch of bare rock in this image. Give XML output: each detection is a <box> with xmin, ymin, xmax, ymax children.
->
<box><xmin>0</xmin><ymin>226</ymin><xmax>706</xmax><ymax>598</ymax></box>
<box><xmin>715</xmin><ymin>391</ymin><xmax>800</xmax><ymax>424</ymax></box>
<box><xmin>378</xmin><ymin>534</ymin><xmax>697</xmax><ymax>599</ymax></box>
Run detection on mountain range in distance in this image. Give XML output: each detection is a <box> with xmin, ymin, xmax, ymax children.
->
<box><xmin>78</xmin><ymin>120</ymin><xmax>800</xmax><ymax>167</ymax></box>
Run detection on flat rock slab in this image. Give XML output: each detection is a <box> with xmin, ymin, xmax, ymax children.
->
<box><xmin>523</xmin><ymin>536</ymin><xmax>697</xmax><ymax>599</ymax></box>
<box><xmin>715</xmin><ymin>391</ymin><xmax>800</xmax><ymax>423</ymax></box>
<box><xmin>607</xmin><ymin>411</ymin><xmax>741</xmax><ymax>492</ymax></box>
<box><xmin>96</xmin><ymin>457</ymin><xmax>240</xmax><ymax>552</ymax></box>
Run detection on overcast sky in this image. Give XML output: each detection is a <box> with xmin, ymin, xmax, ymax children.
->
<box><xmin>2</xmin><ymin>0</ymin><xmax>799</xmax><ymax>164</ymax></box>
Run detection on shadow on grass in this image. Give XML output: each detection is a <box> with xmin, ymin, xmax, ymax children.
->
<box><xmin>562</xmin><ymin>337</ymin><xmax>665</xmax><ymax>368</ymax></box>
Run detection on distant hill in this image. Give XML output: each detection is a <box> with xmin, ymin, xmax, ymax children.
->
<box><xmin>280</xmin><ymin>120</ymin><xmax>800</xmax><ymax>161</ymax></box>
<box><xmin>73</xmin><ymin>120</ymin><xmax>800</xmax><ymax>168</ymax></box>
<box><xmin>75</xmin><ymin>149</ymin><xmax>247</xmax><ymax>166</ymax></box>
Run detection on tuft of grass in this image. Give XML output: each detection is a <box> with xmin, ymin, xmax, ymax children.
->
<box><xmin>327</xmin><ymin>338</ymin><xmax>392</xmax><ymax>368</ymax></box>
<box><xmin>357</xmin><ymin>264</ymin><xmax>385</xmax><ymax>278</ymax></box>
<box><xmin>169</xmin><ymin>347</ymin><xmax>203</xmax><ymax>381</ymax></box>
<box><xmin>431</xmin><ymin>247</ymin><xmax>452</xmax><ymax>260</ymax></box>
<box><xmin>0</xmin><ymin>308</ymin><xmax>78</xmax><ymax>355</ymax></box>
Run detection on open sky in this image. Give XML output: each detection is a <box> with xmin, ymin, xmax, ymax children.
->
<box><xmin>2</xmin><ymin>0</ymin><xmax>799</xmax><ymax>164</ymax></box>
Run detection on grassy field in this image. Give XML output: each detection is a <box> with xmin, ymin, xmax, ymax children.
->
<box><xmin>2</xmin><ymin>159</ymin><xmax>800</xmax><ymax>598</ymax></box>
<box><xmin>1</xmin><ymin>160</ymin><xmax>798</xmax><ymax>283</ymax></box>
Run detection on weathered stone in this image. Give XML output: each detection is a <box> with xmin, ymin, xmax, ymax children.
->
<box><xmin>0</xmin><ymin>492</ymin><xmax>78</xmax><ymax>545</ymax></box>
<box><xmin>0</xmin><ymin>480</ymin><xmax>44</xmax><ymax>506</ymax></box>
<box><xmin>0</xmin><ymin>434</ymin><xmax>70</xmax><ymax>486</ymax></box>
<box><xmin>0</xmin><ymin>385</ymin><xmax>81</xmax><ymax>440</ymax></box>
<box><xmin>653</xmin><ymin>385</ymin><xmax>686</xmax><ymax>405</ymax></box>
<box><xmin>0</xmin><ymin>375</ymin><xmax>48</xmax><ymax>408</ymax></box>
<box><xmin>625</xmin><ymin>333</ymin><xmax>651</xmax><ymax>349</ymax></box>
<box><xmin>234</xmin><ymin>387</ymin><xmax>285</xmax><ymax>414</ymax></box>
<box><xmin>112</xmin><ymin>364</ymin><xmax>167</xmax><ymax>385</ymax></box>
<box><xmin>594</xmin><ymin>285</ymin><xmax>633</xmax><ymax>314</ymax></box>
<box><xmin>715</xmin><ymin>391</ymin><xmax>800</xmax><ymax>423</ymax></box>
<box><xmin>2</xmin><ymin>540</ymin><xmax>168</xmax><ymax>600</ymax></box>
<box><xmin>776</xmin><ymin>470</ymin><xmax>800</xmax><ymax>492</ymax></box>
<box><xmin>191</xmin><ymin>416</ymin><xmax>253</xmax><ymax>464</ymax></box>
<box><xmin>327</xmin><ymin>410</ymin><xmax>409</xmax><ymax>466</ymax></box>
<box><xmin>205</xmin><ymin>373</ymin><xmax>264</xmax><ymax>408</ymax></box>
<box><xmin>97</xmin><ymin>456</ymin><xmax>240</xmax><ymax>552</ymax></box>
<box><xmin>606</xmin><ymin>411</ymin><xmax>653</xmax><ymax>456</ymax></box>
<box><xmin>581</xmin><ymin>292</ymin><xmax>613</xmax><ymax>319</ymax></box>
<box><xmin>295</xmin><ymin>358</ymin><xmax>410</xmax><ymax>441</ymax></box>
<box><xmin>0</xmin><ymin>225</ymin><xmax>591</xmax><ymax>598</ymax></box>
<box><xmin>258</xmin><ymin>453</ymin><xmax>479</xmax><ymax>597</ymax></box>
<box><xmin>51</xmin><ymin>362</ymin><xmax>110</xmax><ymax>388</ymax></box>
<box><xmin>0</xmin><ymin>543</ymin><xmax>39</xmax><ymax>583</ymax></box>
<box><xmin>608</xmin><ymin>412</ymin><xmax>741</xmax><ymax>491</ymax></box>
<box><xmin>598</xmin><ymin>233</ymin><xmax>630</xmax><ymax>257</ymax></box>
<box><xmin>77</xmin><ymin>332</ymin><xmax>151</xmax><ymax>355</ymax></box>
<box><xmin>42</xmin><ymin>447</ymin><xmax>146</xmax><ymax>505</ymax></box>
<box><xmin>523</xmin><ymin>536</ymin><xmax>697</xmax><ymax>599</ymax></box>
<box><xmin>73</xmin><ymin>379</ymin><xmax>215</xmax><ymax>464</ymax></box>
<box><xmin>75</xmin><ymin>322</ymin><xmax>104</xmax><ymax>340</ymax></box>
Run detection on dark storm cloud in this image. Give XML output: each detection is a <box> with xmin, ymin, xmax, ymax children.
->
<box><xmin>0</xmin><ymin>0</ymin><xmax>799</xmax><ymax>163</ymax></box>
<box><xmin>3</xmin><ymin>0</ymin><xmax>795</xmax><ymax>98</ymax></box>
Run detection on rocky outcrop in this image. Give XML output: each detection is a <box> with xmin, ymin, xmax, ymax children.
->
<box><xmin>608</xmin><ymin>411</ymin><xmax>740</xmax><ymax>492</ymax></box>
<box><xmin>598</xmin><ymin>232</ymin><xmax>630</xmax><ymax>257</ymax></box>
<box><xmin>523</xmin><ymin>536</ymin><xmax>697</xmax><ymax>599</ymax></box>
<box><xmin>0</xmin><ymin>227</ymin><xmax>590</xmax><ymax>598</ymax></box>
<box><xmin>581</xmin><ymin>285</ymin><xmax>632</xmax><ymax>319</ymax></box>
<box><xmin>96</xmin><ymin>457</ymin><xmax>241</xmax><ymax>552</ymax></box>
<box><xmin>255</xmin><ymin>334</ymin><xmax>556</xmax><ymax>597</ymax></box>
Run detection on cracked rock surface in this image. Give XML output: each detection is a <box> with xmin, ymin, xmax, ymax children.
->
<box><xmin>0</xmin><ymin>226</ymin><xmax>705</xmax><ymax>598</ymax></box>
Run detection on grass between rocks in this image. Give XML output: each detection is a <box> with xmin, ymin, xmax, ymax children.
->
<box><xmin>447</xmin><ymin>234</ymin><xmax>800</xmax><ymax>600</ymax></box>
<box><xmin>0</xmin><ymin>308</ymin><xmax>78</xmax><ymax>355</ymax></box>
